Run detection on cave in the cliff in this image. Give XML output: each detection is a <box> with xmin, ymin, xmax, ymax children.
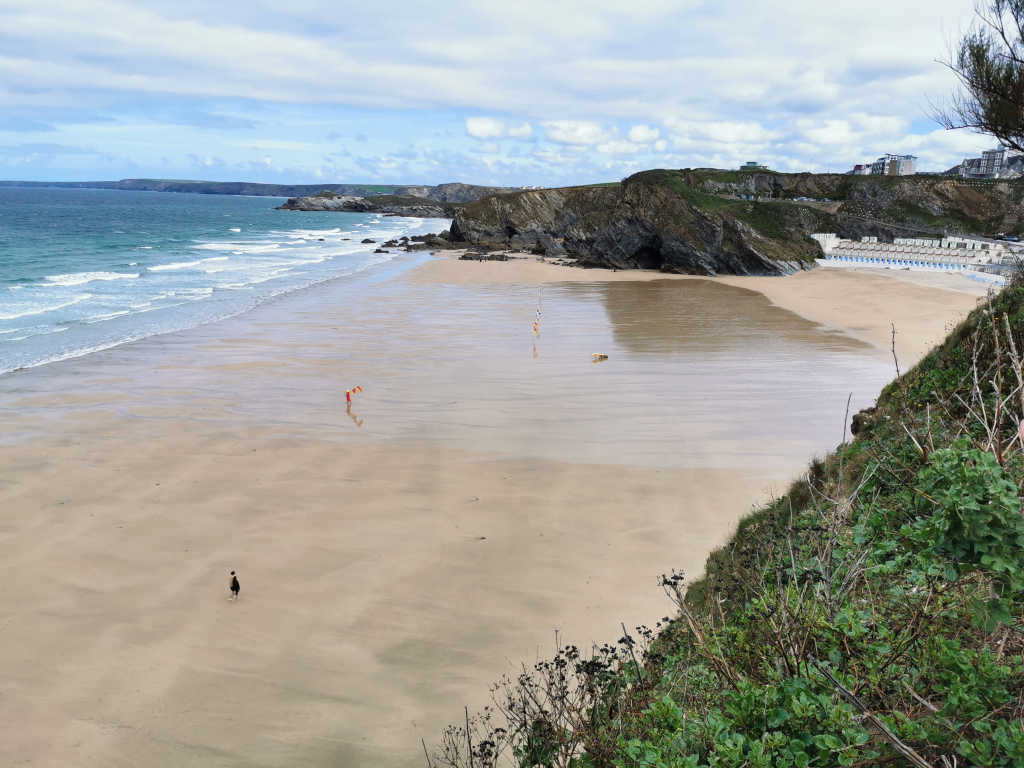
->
<box><xmin>633</xmin><ymin>245</ymin><xmax>664</xmax><ymax>270</ymax></box>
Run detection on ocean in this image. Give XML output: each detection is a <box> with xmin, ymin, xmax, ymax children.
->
<box><xmin>0</xmin><ymin>187</ymin><xmax>446</xmax><ymax>374</ymax></box>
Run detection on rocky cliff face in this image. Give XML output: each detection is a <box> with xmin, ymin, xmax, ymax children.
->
<box><xmin>448</xmin><ymin>169</ymin><xmax>1024</xmax><ymax>275</ymax></box>
<box><xmin>277</xmin><ymin>194</ymin><xmax>458</xmax><ymax>217</ymax></box>
<box><xmin>393</xmin><ymin>182</ymin><xmax>513</xmax><ymax>203</ymax></box>
<box><xmin>681</xmin><ymin>169</ymin><xmax>1024</xmax><ymax>238</ymax></box>
<box><xmin>450</xmin><ymin>171</ymin><xmax>834</xmax><ymax>275</ymax></box>
<box><xmin>278</xmin><ymin>183</ymin><xmax>514</xmax><ymax>216</ymax></box>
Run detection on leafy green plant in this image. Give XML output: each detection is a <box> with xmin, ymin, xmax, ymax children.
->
<box><xmin>908</xmin><ymin>442</ymin><xmax>1024</xmax><ymax>598</ymax></box>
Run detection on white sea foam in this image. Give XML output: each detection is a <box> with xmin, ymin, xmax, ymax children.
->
<box><xmin>194</xmin><ymin>242</ymin><xmax>240</xmax><ymax>252</ymax></box>
<box><xmin>196</xmin><ymin>242</ymin><xmax>280</xmax><ymax>254</ymax></box>
<box><xmin>7</xmin><ymin>326</ymin><xmax>68</xmax><ymax>341</ymax></box>
<box><xmin>45</xmin><ymin>271</ymin><xmax>139</xmax><ymax>287</ymax></box>
<box><xmin>276</xmin><ymin>228</ymin><xmax>343</xmax><ymax>239</ymax></box>
<box><xmin>149</xmin><ymin>256</ymin><xmax>229</xmax><ymax>272</ymax></box>
<box><xmin>84</xmin><ymin>310</ymin><xmax>131</xmax><ymax>323</ymax></box>
<box><xmin>2</xmin><ymin>210</ymin><xmax>444</xmax><ymax>375</ymax></box>
<box><xmin>0</xmin><ymin>294</ymin><xmax>92</xmax><ymax>320</ymax></box>
<box><xmin>0</xmin><ymin>336</ymin><xmax>146</xmax><ymax>374</ymax></box>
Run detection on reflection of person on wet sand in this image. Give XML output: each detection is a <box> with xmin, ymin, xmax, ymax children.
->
<box><xmin>346</xmin><ymin>402</ymin><xmax>364</xmax><ymax>428</ymax></box>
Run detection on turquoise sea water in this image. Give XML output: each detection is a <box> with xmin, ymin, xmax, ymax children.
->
<box><xmin>0</xmin><ymin>187</ymin><xmax>446</xmax><ymax>374</ymax></box>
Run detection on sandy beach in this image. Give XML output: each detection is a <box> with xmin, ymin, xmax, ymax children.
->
<box><xmin>0</xmin><ymin>254</ymin><xmax>984</xmax><ymax>767</ymax></box>
<box><xmin>412</xmin><ymin>253</ymin><xmax>988</xmax><ymax>364</ymax></box>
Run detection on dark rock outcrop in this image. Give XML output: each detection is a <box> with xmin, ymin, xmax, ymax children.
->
<box><xmin>392</xmin><ymin>182</ymin><xmax>514</xmax><ymax>203</ymax></box>
<box><xmin>447</xmin><ymin>168</ymin><xmax>1024</xmax><ymax>275</ymax></box>
<box><xmin>276</xmin><ymin>184</ymin><xmax>515</xmax><ymax>216</ymax></box>
<box><xmin>404</xmin><ymin>233</ymin><xmax>452</xmax><ymax>251</ymax></box>
<box><xmin>450</xmin><ymin>171</ymin><xmax>832</xmax><ymax>275</ymax></box>
<box><xmin>678</xmin><ymin>168</ymin><xmax>1024</xmax><ymax>240</ymax></box>
<box><xmin>277</xmin><ymin>194</ymin><xmax>459</xmax><ymax>217</ymax></box>
<box><xmin>850</xmin><ymin>406</ymin><xmax>877</xmax><ymax>436</ymax></box>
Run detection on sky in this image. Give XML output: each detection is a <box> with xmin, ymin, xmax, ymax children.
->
<box><xmin>0</xmin><ymin>0</ymin><xmax>1001</xmax><ymax>186</ymax></box>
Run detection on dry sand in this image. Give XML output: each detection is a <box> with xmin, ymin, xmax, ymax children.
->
<box><xmin>0</xmin><ymin>255</ymin><xmax>986</xmax><ymax>767</ymax></box>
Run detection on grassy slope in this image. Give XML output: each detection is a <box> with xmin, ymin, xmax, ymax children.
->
<box><xmin>439</xmin><ymin>287</ymin><xmax>1024</xmax><ymax>768</ymax></box>
<box><xmin>683</xmin><ymin>169</ymin><xmax>1024</xmax><ymax>237</ymax></box>
<box><xmin>454</xmin><ymin>172</ymin><xmax>831</xmax><ymax>265</ymax></box>
<box><xmin>615</xmin><ymin>287</ymin><xmax>1024</xmax><ymax>767</ymax></box>
<box><xmin>631</xmin><ymin>170</ymin><xmax>834</xmax><ymax>262</ymax></box>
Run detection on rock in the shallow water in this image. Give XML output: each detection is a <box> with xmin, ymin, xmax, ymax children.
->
<box><xmin>374</xmin><ymin>248</ymin><xmax>388</xmax><ymax>253</ymax></box>
<box><xmin>362</xmin><ymin>238</ymin><xmax>376</xmax><ymax>244</ymax></box>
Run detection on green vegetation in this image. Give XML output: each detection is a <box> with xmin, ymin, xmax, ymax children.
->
<box><xmin>433</xmin><ymin>285</ymin><xmax>1024</xmax><ymax>768</ymax></box>
<box><xmin>884</xmin><ymin>200</ymin><xmax>987</xmax><ymax>237</ymax></box>
<box><xmin>636</xmin><ymin>170</ymin><xmax>829</xmax><ymax>257</ymax></box>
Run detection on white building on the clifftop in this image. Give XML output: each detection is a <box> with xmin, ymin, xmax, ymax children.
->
<box><xmin>870</xmin><ymin>154</ymin><xmax>917</xmax><ymax>176</ymax></box>
<box><xmin>957</xmin><ymin>145</ymin><xmax>1023</xmax><ymax>179</ymax></box>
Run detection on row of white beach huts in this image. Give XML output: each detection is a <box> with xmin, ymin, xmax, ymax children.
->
<box><xmin>810</xmin><ymin>233</ymin><xmax>1012</xmax><ymax>285</ymax></box>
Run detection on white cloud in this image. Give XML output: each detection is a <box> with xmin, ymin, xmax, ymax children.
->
<box><xmin>465</xmin><ymin>117</ymin><xmax>532</xmax><ymax>140</ymax></box>
<box><xmin>465</xmin><ymin>117</ymin><xmax>505</xmax><ymax>139</ymax></box>
<box><xmin>542</xmin><ymin>120</ymin><xmax>610</xmax><ymax>145</ymax></box>
<box><xmin>0</xmin><ymin>0</ymin><xmax>998</xmax><ymax>182</ymax></box>
<box><xmin>664</xmin><ymin>118</ymin><xmax>781</xmax><ymax>145</ymax></box>
<box><xmin>507</xmin><ymin>122</ymin><xmax>533</xmax><ymax>139</ymax></box>
<box><xmin>596</xmin><ymin>140</ymin><xmax>644</xmax><ymax>154</ymax></box>
<box><xmin>628</xmin><ymin>124</ymin><xmax>659</xmax><ymax>143</ymax></box>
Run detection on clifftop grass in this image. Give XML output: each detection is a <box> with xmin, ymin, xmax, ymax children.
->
<box><xmin>434</xmin><ymin>286</ymin><xmax>1024</xmax><ymax>768</ymax></box>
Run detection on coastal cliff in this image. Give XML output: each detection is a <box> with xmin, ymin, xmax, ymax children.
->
<box><xmin>277</xmin><ymin>182</ymin><xmax>512</xmax><ymax>216</ymax></box>
<box><xmin>1</xmin><ymin>179</ymin><xmax>513</xmax><ymax>201</ymax></box>
<box><xmin>277</xmin><ymin>193</ymin><xmax>460</xmax><ymax>217</ymax></box>
<box><xmin>681</xmin><ymin>168</ymin><xmax>1024</xmax><ymax>237</ymax></box>
<box><xmin>444</xmin><ymin>169</ymin><xmax>1024</xmax><ymax>275</ymax></box>
<box><xmin>450</xmin><ymin>170</ymin><xmax>834</xmax><ymax>275</ymax></box>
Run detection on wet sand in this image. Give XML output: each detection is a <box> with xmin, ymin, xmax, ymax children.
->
<box><xmin>0</xmin><ymin>254</ymin><xmax>978</xmax><ymax>767</ymax></box>
<box><xmin>411</xmin><ymin>253</ymin><xmax>986</xmax><ymax>365</ymax></box>
<box><xmin>0</xmin><ymin>423</ymin><xmax>773</xmax><ymax>767</ymax></box>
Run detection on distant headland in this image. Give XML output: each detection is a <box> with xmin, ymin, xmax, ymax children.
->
<box><xmin>0</xmin><ymin>178</ymin><xmax>513</xmax><ymax>200</ymax></box>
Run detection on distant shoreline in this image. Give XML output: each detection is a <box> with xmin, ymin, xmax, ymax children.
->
<box><xmin>0</xmin><ymin>179</ymin><xmax>406</xmax><ymax>198</ymax></box>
